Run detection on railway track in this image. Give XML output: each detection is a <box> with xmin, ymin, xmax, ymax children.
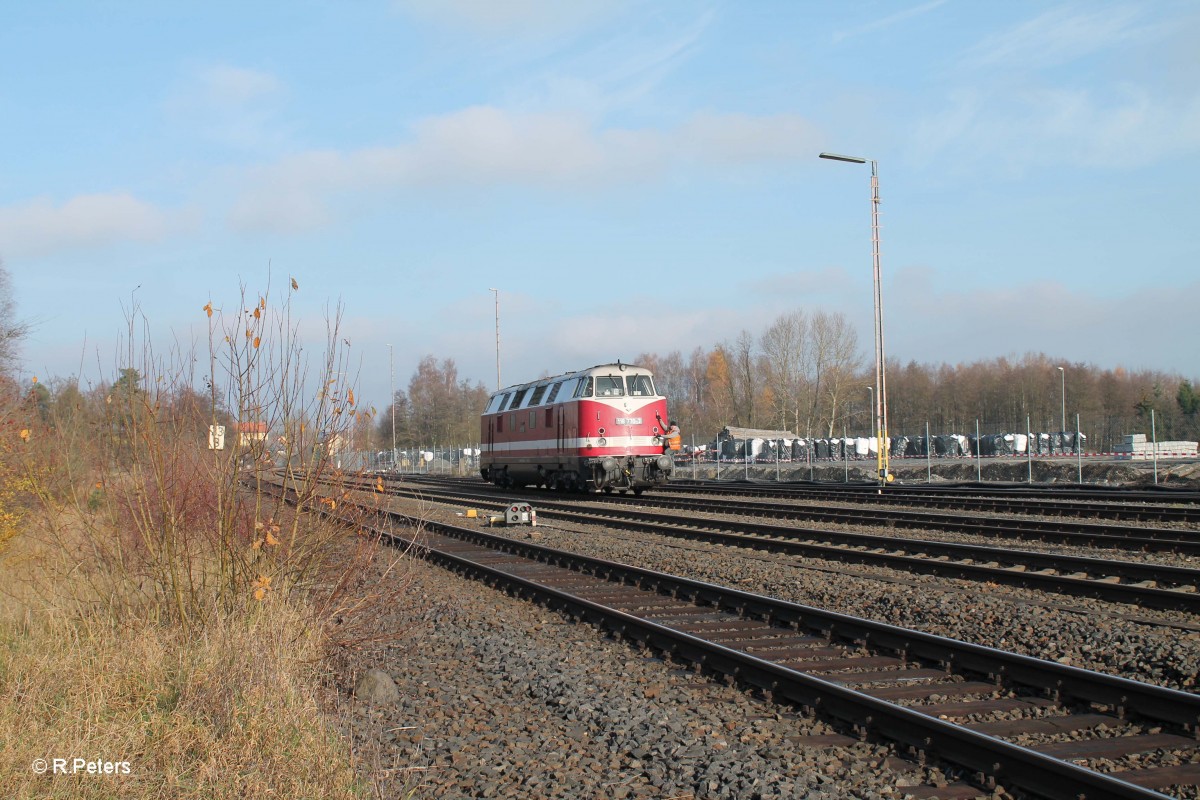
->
<box><xmin>273</xmin><ymin>477</ymin><xmax>1200</xmax><ymax>800</ymax></box>
<box><xmin>663</xmin><ymin>478</ymin><xmax>1200</xmax><ymax>525</ymax></box>
<box><xmin>405</xmin><ymin>474</ymin><xmax>1200</xmax><ymax>553</ymax></box>
<box><xmin>350</xmin><ymin>477</ymin><xmax>1200</xmax><ymax>613</ymax></box>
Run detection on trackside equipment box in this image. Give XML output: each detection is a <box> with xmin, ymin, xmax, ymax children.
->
<box><xmin>505</xmin><ymin>503</ymin><xmax>536</xmax><ymax>526</ymax></box>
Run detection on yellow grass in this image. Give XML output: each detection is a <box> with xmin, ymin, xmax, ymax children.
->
<box><xmin>0</xmin><ymin>534</ymin><xmax>361</xmax><ymax>800</ymax></box>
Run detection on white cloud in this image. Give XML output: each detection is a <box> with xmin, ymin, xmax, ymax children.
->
<box><xmin>0</xmin><ymin>193</ymin><xmax>179</xmax><ymax>258</ymax></box>
<box><xmin>911</xmin><ymin>83</ymin><xmax>1200</xmax><ymax>171</ymax></box>
<box><xmin>231</xmin><ymin>107</ymin><xmax>824</xmax><ymax>232</ymax></box>
<box><xmin>962</xmin><ymin>4</ymin><xmax>1151</xmax><ymax>72</ymax></box>
<box><xmin>910</xmin><ymin>4</ymin><xmax>1200</xmax><ymax>172</ymax></box>
<box><xmin>888</xmin><ymin>267</ymin><xmax>1200</xmax><ymax>374</ymax></box>
<box><xmin>394</xmin><ymin>0</ymin><xmax>619</xmax><ymax>36</ymax></box>
<box><xmin>833</xmin><ymin>0</ymin><xmax>950</xmax><ymax>44</ymax></box>
<box><xmin>165</xmin><ymin>64</ymin><xmax>287</xmax><ymax>151</ymax></box>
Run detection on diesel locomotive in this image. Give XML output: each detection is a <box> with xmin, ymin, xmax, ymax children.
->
<box><xmin>479</xmin><ymin>362</ymin><xmax>675</xmax><ymax>494</ymax></box>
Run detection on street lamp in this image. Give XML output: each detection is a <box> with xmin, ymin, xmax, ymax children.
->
<box><xmin>489</xmin><ymin>288</ymin><xmax>501</xmax><ymax>390</ymax></box>
<box><xmin>388</xmin><ymin>344</ymin><xmax>397</xmax><ymax>471</ymax></box>
<box><xmin>820</xmin><ymin>151</ymin><xmax>890</xmax><ymax>483</ymax></box>
<box><xmin>1057</xmin><ymin>366</ymin><xmax>1066</xmax><ymax>433</ymax></box>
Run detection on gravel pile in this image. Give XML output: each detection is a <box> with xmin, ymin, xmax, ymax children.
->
<box><xmin>331</xmin><ymin>553</ymin><xmax>995</xmax><ymax>800</ymax></box>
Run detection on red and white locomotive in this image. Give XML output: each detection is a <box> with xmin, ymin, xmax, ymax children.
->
<box><xmin>479</xmin><ymin>362</ymin><xmax>675</xmax><ymax>494</ymax></box>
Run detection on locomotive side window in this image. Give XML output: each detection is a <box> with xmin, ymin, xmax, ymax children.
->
<box><xmin>544</xmin><ymin>408</ymin><xmax>554</xmax><ymax>427</ymax></box>
<box><xmin>545</xmin><ymin>381</ymin><xmax>563</xmax><ymax>404</ymax></box>
<box><xmin>496</xmin><ymin>415</ymin><xmax>504</xmax><ymax>432</ymax></box>
<box><xmin>626</xmin><ymin>375</ymin><xmax>654</xmax><ymax>396</ymax></box>
<box><xmin>573</xmin><ymin>377</ymin><xmax>593</xmax><ymax>398</ymax></box>
<box><xmin>528</xmin><ymin>410</ymin><xmax>536</xmax><ymax>429</ymax></box>
<box><xmin>529</xmin><ymin>384</ymin><xmax>548</xmax><ymax>405</ymax></box>
<box><xmin>596</xmin><ymin>376</ymin><xmax>624</xmax><ymax>397</ymax></box>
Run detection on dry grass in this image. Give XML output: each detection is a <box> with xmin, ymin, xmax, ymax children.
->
<box><xmin>0</xmin><ymin>281</ymin><xmax>419</xmax><ymax>799</ymax></box>
<box><xmin>0</xmin><ymin>532</ymin><xmax>362</xmax><ymax>800</ymax></box>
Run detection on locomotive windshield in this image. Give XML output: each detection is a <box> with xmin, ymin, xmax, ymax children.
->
<box><xmin>625</xmin><ymin>374</ymin><xmax>654</xmax><ymax>396</ymax></box>
<box><xmin>572</xmin><ymin>377</ymin><xmax>593</xmax><ymax>398</ymax></box>
<box><xmin>595</xmin><ymin>376</ymin><xmax>624</xmax><ymax>397</ymax></box>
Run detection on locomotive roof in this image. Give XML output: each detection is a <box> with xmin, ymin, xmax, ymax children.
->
<box><xmin>489</xmin><ymin>362</ymin><xmax>651</xmax><ymax>396</ymax></box>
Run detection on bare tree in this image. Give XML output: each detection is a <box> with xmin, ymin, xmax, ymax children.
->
<box><xmin>759</xmin><ymin>311</ymin><xmax>809</xmax><ymax>433</ymax></box>
<box><xmin>0</xmin><ymin>261</ymin><xmax>29</xmax><ymax>376</ymax></box>
<box><xmin>811</xmin><ymin>312</ymin><xmax>862</xmax><ymax>436</ymax></box>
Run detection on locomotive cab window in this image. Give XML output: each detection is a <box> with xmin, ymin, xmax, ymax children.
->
<box><xmin>573</xmin><ymin>377</ymin><xmax>593</xmax><ymax>398</ymax></box>
<box><xmin>596</xmin><ymin>376</ymin><xmax>624</xmax><ymax>397</ymax></box>
<box><xmin>626</xmin><ymin>374</ymin><xmax>654</xmax><ymax>396</ymax></box>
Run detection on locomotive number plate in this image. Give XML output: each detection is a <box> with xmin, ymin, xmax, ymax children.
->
<box><xmin>615</xmin><ymin>417</ymin><xmax>642</xmax><ymax>425</ymax></box>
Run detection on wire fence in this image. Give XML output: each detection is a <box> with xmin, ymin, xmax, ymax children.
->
<box><xmin>333</xmin><ymin>413</ymin><xmax>1198</xmax><ymax>485</ymax></box>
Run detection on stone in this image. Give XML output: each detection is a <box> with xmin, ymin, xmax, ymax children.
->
<box><xmin>355</xmin><ymin>667</ymin><xmax>400</xmax><ymax>705</ymax></box>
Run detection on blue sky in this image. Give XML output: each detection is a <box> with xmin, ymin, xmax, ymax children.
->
<box><xmin>2</xmin><ymin>0</ymin><xmax>1198</xmax><ymax>408</ymax></box>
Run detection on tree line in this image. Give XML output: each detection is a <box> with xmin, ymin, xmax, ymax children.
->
<box><xmin>368</xmin><ymin>309</ymin><xmax>1197</xmax><ymax>456</ymax></box>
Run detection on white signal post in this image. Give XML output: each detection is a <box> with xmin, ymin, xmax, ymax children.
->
<box><xmin>388</xmin><ymin>343</ymin><xmax>397</xmax><ymax>471</ymax></box>
<box><xmin>1057</xmin><ymin>366</ymin><xmax>1066</xmax><ymax>433</ymax></box>
<box><xmin>489</xmin><ymin>288</ymin><xmax>501</xmax><ymax>391</ymax></box>
<box><xmin>820</xmin><ymin>152</ymin><xmax>890</xmax><ymax>484</ymax></box>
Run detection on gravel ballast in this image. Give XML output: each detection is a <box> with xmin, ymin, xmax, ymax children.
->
<box><xmin>332</xmin><ymin>552</ymin><xmax>991</xmax><ymax>800</ymax></box>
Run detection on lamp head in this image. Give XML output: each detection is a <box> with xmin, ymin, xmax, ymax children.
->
<box><xmin>819</xmin><ymin>152</ymin><xmax>868</xmax><ymax>164</ymax></box>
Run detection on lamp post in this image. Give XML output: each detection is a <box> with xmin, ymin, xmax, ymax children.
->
<box><xmin>1057</xmin><ymin>366</ymin><xmax>1066</xmax><ymax>433</ymax></box>
<box><xmin>489</xmin><ymin>288</ymin><xmax>501</xmax><ymax>390</ymax></box>
<box><xmin>821</xmin><ymin>151</ymin><xmax>890</xmax><ymax>484</ymax></box>
<box><xmin>388</xmin><ymin>344</ymin><xmax>397</xmax><ymax>471</ymax></box>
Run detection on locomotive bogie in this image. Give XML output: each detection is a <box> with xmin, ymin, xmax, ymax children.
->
<box><xmin>479</xmin><ymin>363</ymin><xmax>674</xmax><ymax>493</ymax></box>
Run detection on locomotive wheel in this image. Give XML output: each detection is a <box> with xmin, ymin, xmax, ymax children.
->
<box><xmin>602</xmin><ymin>486</ymin><xmax>613</xmax><ymax>494</ymax></box>
<box><xmin>633</xmin><ymin>487</ymin><xmax>645</xmax><ymax>496</ymax></box>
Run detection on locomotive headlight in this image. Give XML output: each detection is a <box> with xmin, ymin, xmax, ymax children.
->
<box><xmin>598</xmin><ymin>437</ymin><xmax>607</xmax><ymax>446</ymax></box>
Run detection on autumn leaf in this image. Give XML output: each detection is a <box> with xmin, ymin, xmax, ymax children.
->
<box><xmin>30</xmin><ymin>376</ymin><xmax>37</xmax><ymax>384</ymax></box>
<box><xmin>259</xmin><ymin>296</ymin><xmax>266</xmax><ymax>310</ymax></box>
<box><xmin>375</xmin><ymin>478</ymin><xmax>384</xmax><ymax>493</ymax></box>
<box><xmin>203</xmin><ymin>302</ymin><xmax>213</xmax><ymax>318</ymax></box>
<box><xmin>253</xmin><ymin>575</ymin><xmax>272</xmax><ymax>600</ymax></box>
<box><xmin>253</xmin><ymin>307</ymin><xmax>261</xmax><ymax>319</ymax></box>
<box><xmin>347</xmin><ymin>388</ymin><xmax>355</xmax><ymax>406</ymax></box>
<box><xmin>253</xmin><ymin>336</ymin><xmax>261</xmax><ymax>349</ymax></box>
<box><xmin>265</xmin><ymin>528</ymin><xmax>280</xmax><ymax>546</ymax></box>
<box><xmin>18</xmin><ymin>429</ymin><xmax>30</xmax><ymax>442</ymax></box>
<box><xmin>290</xmin><ymin>277</ymin><xmax>299</xmax><ymax>290</ymax></box>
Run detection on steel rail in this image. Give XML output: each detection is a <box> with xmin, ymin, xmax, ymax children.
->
<box><xmin>349</xmin><ymin>478</ymin><xmax>1200</xmax><ymax>612</ymax></box>
<box><xmin>384</xmin><ymin>475</ymin><xmax>1200</xmax><ymax>552</ymax></box>
<box><xmin>663</xmin><ymin>478</ymin><xmax>1200</xmax><ymax>522</ymax></box>
<box><xmin>364</xmin><ymin>508</ymin><xmax>1195</xmax><ymax>799</ymax></box>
